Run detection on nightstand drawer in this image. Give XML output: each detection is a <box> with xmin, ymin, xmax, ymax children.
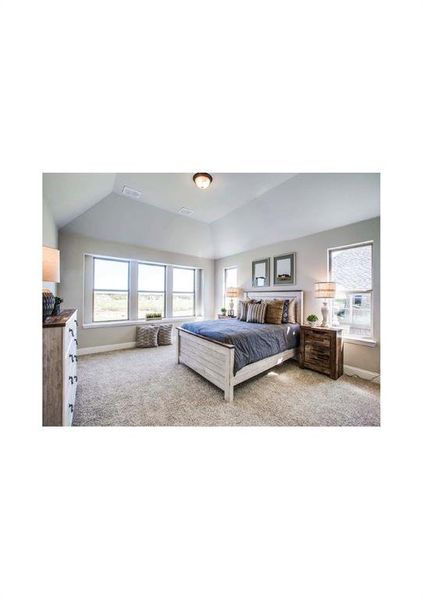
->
<box><xmin>304</xmin><ymin>345</ymin><xmax>330</xmax><ymax>365</ymax></box>
<box><xmin>304</xmin><ymin>330</ymin><xmax>331</xmax><ymax>348</ymax></box>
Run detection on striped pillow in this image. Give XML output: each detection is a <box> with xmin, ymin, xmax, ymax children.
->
<box><xmin>238</xmin><ymin>299</ymin><xmax>252</xmax><ymax>321</ymax></box>
<box><xmin>246</xmin><ymin>302</ymin><xmax>267</xmax><ymax>324</ymax></box>
<box><xmin>238</xmin><ymin>299</ymin><xmax>260</xmax><ymax>321</ymax></box>
<box><xmin>136</xmin><ymin>325</ymin><xmax>159</xmax><ymax>348</ymax></box>
<box><xmin>158</xmin><ymin>323</ymin><xmax>173</xmax><ymax>345</ymax></box>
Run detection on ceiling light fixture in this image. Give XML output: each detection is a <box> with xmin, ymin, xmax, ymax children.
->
<box><xmin>193</xmin><ymin>173</ymin><xmax>213</xmax><ymax>190</ymax></box>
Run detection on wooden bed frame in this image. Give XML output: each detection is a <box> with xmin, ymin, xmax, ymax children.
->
<box><xmin>176</xmin><ymin>290</ymin><xmax>304</xmax><ymax>402</ymax></box>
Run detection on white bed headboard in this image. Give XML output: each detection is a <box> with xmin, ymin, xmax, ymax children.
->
<box><xmin>245</xmin><ymin>290</ymin><xmax>304</xmax><ymax>324</ymax></box>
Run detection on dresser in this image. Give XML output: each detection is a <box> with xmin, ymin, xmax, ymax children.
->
<box><xmin>299</xmin><ymin>325</ymin><xmax>343</xmax><ymax>380</ymax></box>
<box><xmin>43</xmin><ymin>309</ymin><xmax>78</xmax><ymax>426</ymax></box>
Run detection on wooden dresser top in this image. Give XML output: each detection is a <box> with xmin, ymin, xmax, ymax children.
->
<box><xmin>43</xmin><ymin>309</ymin><xmax>77</xmax><ymax>328</ymax></box>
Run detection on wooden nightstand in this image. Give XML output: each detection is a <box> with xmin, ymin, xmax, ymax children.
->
<box><xmin>217</xmin><ymin>315</ymin><xmax>236</xmax><ymax>319</ymax></box>
<box><xmin>299</xmin><ymin>325</ymin><xmax>344</xmax><ymax>379</ymax></box>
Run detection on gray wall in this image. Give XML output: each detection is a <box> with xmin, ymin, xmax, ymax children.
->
<box><xmin>58</xmin><ymin>233</ymin><xmax>215</xmax><ymax>349</ymax></box>
<box><xmin>42</xmin><ymin>200</ymin><xmax>58</xmax><ymax>294</ymax></box>
<box><xmin>215</xmin><ymin>217</ymin><xmax>380</xmax><ymax>373</ymax></box>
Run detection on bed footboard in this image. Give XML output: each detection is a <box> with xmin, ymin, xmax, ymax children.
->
<box><xmin>177</xmin><ymin>328</ymin><xmax>235</xmax><ymax>401</ymax></box>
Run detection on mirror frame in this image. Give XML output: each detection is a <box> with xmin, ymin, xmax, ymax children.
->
<box><xmin>273</xmin><ymin>253</ymin><xmax>296</xmax><ymax>285</ymax></box>
<box><xmin>251</xmin><ymin>258</ymin><xmax>270</xmax><ymax>288</ymax></box>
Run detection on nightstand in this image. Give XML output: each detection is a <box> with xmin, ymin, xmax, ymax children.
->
<box><xmin>217</xmin><ymin>315</ymin><xmax>236</xmax><ymax>319</ymax></box>
<box><xmin>299</xmin><ymin>325</ymin><xmax>344</xmax><ymax>379</ymax></box>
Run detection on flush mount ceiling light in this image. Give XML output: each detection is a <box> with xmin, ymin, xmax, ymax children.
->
<box><xmin>193</xmin><ymin>172</ymin><xmax>213</xmax><ymax>190</ymax></box>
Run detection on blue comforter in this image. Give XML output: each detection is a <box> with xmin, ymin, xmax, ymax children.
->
<box><xmin>181</xmin><ymin>319</ymin><xmax>300</xmax><ymax>375</ymax></box>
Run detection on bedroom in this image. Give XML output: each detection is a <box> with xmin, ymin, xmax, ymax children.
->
<box><xmin>42</xmin><ymin>172</ymin><xmax>380</xmax><ymax>426</ymax></box>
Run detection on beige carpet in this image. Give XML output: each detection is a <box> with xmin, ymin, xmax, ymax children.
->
<box><xmin>73</xmin><ymin>344</ymin><xmax>380</xmax><ymax>426</ymax></box>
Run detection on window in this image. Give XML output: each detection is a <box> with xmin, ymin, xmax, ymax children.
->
<box><xmin>172</xmin><ymin>267</ymin><xmax>195</xmax><ymax>316</ymax></box>
<box><xmin>224</xmin><ymin>267</ymin><xmax>238</xmax><ymax>311</ymax></box>
<box><xmin>85</xmin><ymin>255</ymin><xmax>200</xmax><ymax>324</ymax></box>
<box><xmin>328</xmin><ymin>242</ymin><xmax>373</xmax><ymax>338</ymax></box>
<box><xmin>138</xmin><ymin>263</ymin><xmax>166</xmax><ymax>319</ymax></box>
<box><xmin>93</xmin><ymin>257</ymin><xmax>129</xmax><ymax>322</ymax></box>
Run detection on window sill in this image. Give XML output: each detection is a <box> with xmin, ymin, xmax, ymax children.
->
<box><xmin>83</xmin><ymin>316</ymin><xmax>203</xmax><ymax>329</ymax></box>
<box><xmin>343</xmin><ymin>336</ymin><xmax>377</xmax><ymax>347</ymax></box>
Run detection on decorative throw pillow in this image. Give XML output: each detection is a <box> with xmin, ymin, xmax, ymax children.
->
<box><xmin>238</xmin><ymin>299</ymin><xmax>252</xmax><ymax>321</ymax></box>
<box><xmin>264</xmin><ymin>299</ymin><xmax>284</xmax><ymax>324</ymax></box>
<box><xmin>238</xmin><ymin>299</ymin><xmax>260</xmax><ymax>320</ymax></box>
<box><xmin>280</xmin><ymin>299</ymin><xmax>290</xmax><ymax>323</ymax></box>
<box><xmin>246</xmin><ymin>302</ymin><xmax>267</xmax><ymax>324</ymax></box>
<box><xmin>158</xmin><ymin>323</ymin><xmax>173</xmax><ymax>346</ymax></box>
<box><xmin>136</xmin><ymin>325</ymin><xmax>159</xmax><ymax>348</ymax></box>
<box><xmin>287</xmin><ymin>298</ymin><xmax>296</xmax><ymax>324</ymax></box>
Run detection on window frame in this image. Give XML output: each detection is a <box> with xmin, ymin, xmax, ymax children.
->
<box><xmin>84</xmin><ymin>254</ymin><xmax>201</xmax><ymax>325</ymax></box>
<box><xmin>171</xmin><ymin>266</ymin><xmax>196</xmax><ymax>318</ymax></box>
<box><xmin>92</xmin><ymin>256</ymin><xmax>130</xmax><ymax>323</ymax></box>
<box><xmin>327</xmin><ymin>241</ymin><xmax>374</xmax><ymax>341</ymax></box>
<box><xmin>223</xmin><ymin>266</ymin><xmax>238</xmax><ymax>310</ymax></box>
<box><xmin>137</xmin><ymin>262</ymin><xmax>167</xmax><ymax>319</ymax></box>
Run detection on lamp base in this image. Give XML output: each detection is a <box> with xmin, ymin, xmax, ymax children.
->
<box><xmin>320</xmin><ymin>301</ymin><xmax>330</xmax><ymax>328</ymax></box>
<box><xmin>43</xmin><ymin>289</ymin><xmax>55</xmax><ymax>320</ymax></box>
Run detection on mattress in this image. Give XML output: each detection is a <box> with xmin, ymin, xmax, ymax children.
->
<box><xmin>181</xmin><ymin>319</ymin><xmax>300</xmax><ymax>374</ymax></box>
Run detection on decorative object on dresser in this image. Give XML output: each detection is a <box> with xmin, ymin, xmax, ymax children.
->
<box><xmin>299</xmin><ymin>325</ymin><xmax>343</xmax><ymax>379</ymax></box>
<box><xmin>252</xmin><ymin>258</ymin><xmax>270</xmax><ymax>287</ymax></box>
<box><xmin>52</xmin><ymin>296</ymin><xmax>63</xmax><ymax>316</ymax></box>
<box><xmin>306</xmin><ymin>313</ymin><xmax>319</xmax><ymax>327</ymax></box>
<box><xmin>42</xmin><ymin>246</ymin><xmax>60</xmax><ymax>320</ymax></box>
<box><xmin>273</xmin><ymin>252</ymin><xmax>295</xmax><ymax>285</ymax></box>
<box><xmin>315</xmin><ymin>281</ymin><xmax>337</xmax><ymax>327</ymax></box>
<box><xmin>225</xmin><ymin>287</ymin><xmax>241</xmax><ymax>316</ymax></box>
<box><xmin>43</xmin><ymin>309</ymin><xmax>78</xmax><ymax>426</ymax></box>
<box><xmin>220</xmin><ymin>306</ymin><xmax>227</xmax><ymax>317</ymax></box>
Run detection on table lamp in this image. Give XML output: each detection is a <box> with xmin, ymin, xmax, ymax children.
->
<box><xmin>43</xmin><ymin>246</ymin><xmax>60</xmax><ymax>320</ymax></box>
<box><xmin>225</xmin><ymin>287</ymin><xmax>241</xmax><ymax>317</ymax></box>
<box><xmin>314</xmin><ymin>282</ymin><xmax>336</xmax><ymax>327</ymax></box>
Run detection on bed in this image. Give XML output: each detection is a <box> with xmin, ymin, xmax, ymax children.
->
<box><xmin>176</xmin><ymin>290</ymin><xmax>303</xmax><ymax>401</ymax></box>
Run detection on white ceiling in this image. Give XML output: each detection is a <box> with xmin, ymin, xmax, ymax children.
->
<box><xmin>113</xmin><ymin>173</ymin><xmax>297</xmax><ymax>223</ymax></box>
<box><xmin>45</xmin><ymin>173</ymin><xmax>380</xmax><ymax>259</ymax></box>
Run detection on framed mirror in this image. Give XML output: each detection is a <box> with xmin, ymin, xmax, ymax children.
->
<box><xmin>252</xmin><ymin>258</ymin><xmax>270</xmax><ymax>287</ymax></box>
<box><xmin>273</xmin><ymin>253</ymin><xmax>296</xmax><ymax>285</ymax></box>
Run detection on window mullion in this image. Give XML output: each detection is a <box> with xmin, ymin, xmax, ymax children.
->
<box><xmin>129</xmin><ymin>260</ymin><xmax>138</xmax><ymax>321</ymax></box>
<box><xmin>166</xmin><ymin>266</ymin><xmax>173</xmax><ymax>318</ymax></box>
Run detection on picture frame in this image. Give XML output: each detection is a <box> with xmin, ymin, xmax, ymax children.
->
<box><xmin>273</xmin><ymin>253</ymin><xmax>296</xmax><ymax>285</ymax></box>
<box><xmin>252</xmin><ymin>258</ymin><xmax>270</xmax><ymax>287</ymax></box>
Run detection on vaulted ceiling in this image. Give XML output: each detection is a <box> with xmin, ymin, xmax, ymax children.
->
<box><xmin>43</xmin><ymin>173</ymin><xmax>380</xmax><ymax>259</ymax></box>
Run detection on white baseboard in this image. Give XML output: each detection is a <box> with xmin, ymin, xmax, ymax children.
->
<box><xmin>344</xmin><ymin>364</ymin><xmax>380</xmax><ymax>383</ymax></box>
<box><xmin>78</xmin><ymin>341</ymin><xmax>136</xmax><ymax>356</ymax></box>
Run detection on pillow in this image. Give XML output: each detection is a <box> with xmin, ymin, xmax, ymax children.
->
<box><xmin>264</xmin><ymin>299</ymin><xmax>284</xmax><ymax>324</ymax></box>
<box><xmin>136</xmin><ymin>325</ymin><xmax>159</xmax><ymax>348</ymax></box>
<box><xmin>158</xmin><ymin>323</ymin><xmax>173</xmax><ymax>346</ymax></box>
<box><xmin>287</xmin><ymin>298</ymin><xmax>296</xmax><ymax>324</ymax></box>
<box><xmin>246</xmin><ymin>302</ymin><xmax>267</xmax><ymax>324</ymax></box>
<box><xmin>238</xmin><ymin>299</ymin><xmax>260</xmax><ymax>321</ymax></box>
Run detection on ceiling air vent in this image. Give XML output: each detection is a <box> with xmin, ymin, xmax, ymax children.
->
<box><xmin>122</xmin><ymin>185</ymin><xmax>142</xmax><ymax>199</ymax></box>
<box><xmin>178</xmin><ymin>207</ymin><xmax>194</xmax><ymax>216</ymax></box>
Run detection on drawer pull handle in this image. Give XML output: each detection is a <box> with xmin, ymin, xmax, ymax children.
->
<box><xmin>75</xmin><ymin>339</ymin><xmax>78</xmax><ymax>346</ymax></box>
<box><xmin>74</xmin><ymin>319</ymin><xmax>78</xmax><ymax>326</ymax></box>
<box><xmin>70</xmin><ymin>354</ymin><xmax>74</xmax><ymax>363</ymax></box>
<box><xmin>75</xmin><ymin>355</ymin><xmax>78</xmax><ymax>362</ymax></box>
<box><xmin>74</xmin><ymin>375</ymin><xmax>78</xmax><ymax>383</ymax></box>
<box><xmin>68</xmin><ymin>403</ymin><xmax>74</xmax><ymax>413</ymax></box>
<box><xmin>69</xmin><ymin>328</ymin><xmax>74</xmax><ymax>337</ymax></box>
<box><xmin>69</xmin><ymin>376</ymin><xmax>74</xmax><ymax>384</ymax></box>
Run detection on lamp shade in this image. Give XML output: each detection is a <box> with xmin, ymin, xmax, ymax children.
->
<box><xmin>43</xmin><ymin>246</ymin><xmax>60</xmax><ymax>283</ymax></box>
<box><xmin>225</xmin><ymin>287</ymin><xmax>241</xmax><ymax>298</ymax></box>
<box><xmin>315</xmin><ymin>281</ymin><xmax>336</xmax><ymax>299</ymax></box>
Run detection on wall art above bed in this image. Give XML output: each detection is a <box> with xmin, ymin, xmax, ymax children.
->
<box><xmin>273</xmin><ymin>252</ymin><xmax>296</xmax><ymax>285</ymax></box>
<box><xmin>252</xmin><ymin>257</ymin><xmax>270</xmax><ymax>287</ymax></box>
